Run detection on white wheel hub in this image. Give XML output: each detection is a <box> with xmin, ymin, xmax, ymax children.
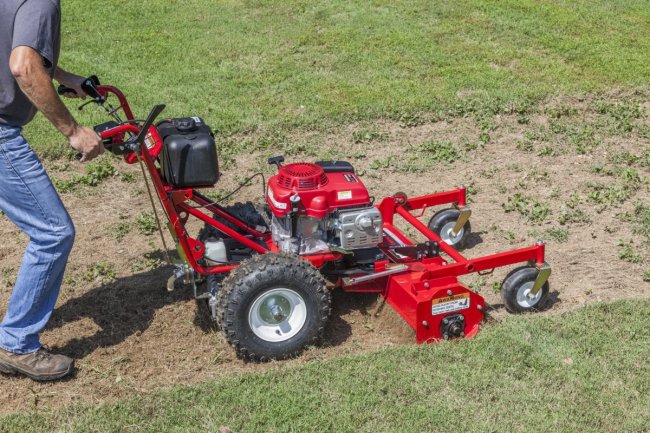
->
<box><xmin>248</xmin><ymin>288</ymin><xmax>307</xmax><ymax>342</ymax></box>
<box><xmin>516</xmin><ymin>281</ymin><xmax>542</xmax><ymax>308</ymax></box>
<box><xmin>440</xmin><ymin>221</ymin><xmax>465</xmax><ymax>246</ymax></box>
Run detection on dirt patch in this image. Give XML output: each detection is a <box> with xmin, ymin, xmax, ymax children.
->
<box><xmin>0</xmin><ymin>93</ymin><xmax>648</xmax><ymax>414</ymax></box>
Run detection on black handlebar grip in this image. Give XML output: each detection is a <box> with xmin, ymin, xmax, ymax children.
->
<box><xmin>57</xmin><ymin>75</ymin><xmax>101</xmax><ymax>98</ymax></box>
<box><xmin>57</xmin><ymin>85</ymin><xmax>76</xmax><ymax>96</ymax></box>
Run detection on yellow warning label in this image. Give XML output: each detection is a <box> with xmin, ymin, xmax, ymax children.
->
<box><xmin>431</xmin><ymin>292</ymin><xmax>470</xmax><ymax>315</ymax></box>
<box><xmin>432</xmin><ymin>293</ymin><xmax>469</xmax><ymax>305</ymax></box>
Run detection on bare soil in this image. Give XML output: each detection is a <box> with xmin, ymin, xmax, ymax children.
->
<box><xmin>1</xmin><ymin>95</ymin><xmax>648</xmax><ymax>414</ymax></box>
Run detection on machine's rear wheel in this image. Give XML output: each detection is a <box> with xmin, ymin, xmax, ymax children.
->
<box><xmin>501</xmin><ymin>266</ymin><xmax>549</xmax><ymax>313</ymax></box>
<box><xmin>216</xmin><ymin>253</ymin><xmax>331</xmax><ymax>361</ymax></box>
<box><xmin>428</xmin><ymin>208</ymin><xmax>471</xmax><ymax>249</ymax></box>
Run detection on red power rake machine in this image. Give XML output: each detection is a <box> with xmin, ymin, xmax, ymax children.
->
<box><xmin>61</xmin><ymin>77</ymin><xmax>552</xmax><ymax>361</ymax></box>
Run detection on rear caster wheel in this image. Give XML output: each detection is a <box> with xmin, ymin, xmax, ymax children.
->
<box><xmin>216</xmin><ymin>253</ymin><xmax>331</xmax><ymax>361</ymax></box>
<box><xmin>428</xmin><ymin>208</ymin><xmax>471</xmax><ymax>249</ymax></box>
<box><xmin>501</xmin><ymin>266</ymin><xmax>549</xmax><ymax>313</ymax></box>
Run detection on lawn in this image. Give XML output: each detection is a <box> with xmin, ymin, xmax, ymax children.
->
<box><xmin>26</xmin><ymin>0</ymin><xmax>650</xmax><ymax>155</ymax></box>
<box><xmin>1</xmin><ymin>300</ymin><xmax>648</xmax><ymax>433</ymax></box>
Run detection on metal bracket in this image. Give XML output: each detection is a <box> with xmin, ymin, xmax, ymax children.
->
<box><xmin>166</xmin><ymin>263</ymin><xmax>197</xmax><ymax>295</ymax></box>
<box><xmin>343</xmin><ymin>264</ymin><xmax>409</xmax><ymax>286</ymax></box>
<box><xmin>528</xmin><ymin>262</ymin><xmax>552</xmax><ymax>297</ymax></box>
<box><xmin>451</xmin><ymin>206</ymin><xmax>472</xmax><ymax>235</ymax></box>
<box><xmin>388</xmin><ymin>241</ymin><xmax>440</xmax><ymax>262</ymax></box>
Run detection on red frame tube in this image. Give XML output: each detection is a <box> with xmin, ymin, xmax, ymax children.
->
<box><xmin>405</xmin><ymin>187</ymin><xmax>467</xmax><ymax>210</ymax></box>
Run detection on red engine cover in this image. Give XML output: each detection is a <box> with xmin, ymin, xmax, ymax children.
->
<box><xmin>266</xmin><ymin>163</ymin><xmax>371</xmax><ymax>218</ymax></box>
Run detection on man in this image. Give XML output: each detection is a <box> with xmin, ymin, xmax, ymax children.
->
<box><xmin>0</xmin><ymin>0</ymin><xmax>104</xmax><ymax>381</ymax></box>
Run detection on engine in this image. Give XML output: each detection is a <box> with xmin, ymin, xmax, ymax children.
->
<box><xmin>266</xmin><ymin>161</ymin><xmax>383</xmax><ymax>255</ymax></box>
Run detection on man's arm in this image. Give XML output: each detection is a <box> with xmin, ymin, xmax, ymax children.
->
<box><xmin>9</xmin><ymin>46</ymin><xmax>103</xmax><ymax>161</ymax></box>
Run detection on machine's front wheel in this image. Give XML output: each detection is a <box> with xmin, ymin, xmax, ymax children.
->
<box><xmin>428</xmin><ymin>208</ymin><xmax>471</xmax><ymax>249</ymax></box>
<box><xmin>216</xmin><ymin>253</ymin><xmax>331</xmax><ymax>361</ymax></box>
<box><xmin>501</xmin><ymin>266</ymin><xmax>549</xmax><ymax>313</ymax></box>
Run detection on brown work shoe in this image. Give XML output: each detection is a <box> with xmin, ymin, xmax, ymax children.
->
<box><xmin>0</xmin><ymin>346</ymin><xmax>74</xmax><ymax>381</ymax></box>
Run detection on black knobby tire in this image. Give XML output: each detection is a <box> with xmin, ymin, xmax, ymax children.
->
<box><xmin>427</xmin><ymin>208</ymin><xmax>471</xmax><ymax>250</ymax></box>
<box><xmin>501</xmin><ymin>266</ymin><xmax>549</xmax><ymax>313</ymax></box>
<box><xmin>216</xmin><ymin>253</ymin><xmax>331</xmax><ymax>361</ymax></box>
<box><xmin>198</xmin><ymin>201</ymin><xmax>269</xmax><ymax>241</ymax></box>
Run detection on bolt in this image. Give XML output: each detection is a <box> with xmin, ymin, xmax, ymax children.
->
<box><xmin>424</xmin><ymin>282</ymin><xmax>430</xmax><ymax>288</ymax></box>
<box><xmin>536</xmin><ymin>239</ymin><xmax>545</xmax><ymax>245</ymax></box>
<box><xmin>443</xmin><ymin>333</ymin><xmax>449</xmax><ymax>340</ymax></box>
<box><xmin>421</xmin><ymin>320</ymin><xmax>429</xmax><ymax>328</ymax></box>
<box><xmin>442</xmin><ymin>318</ymin><xmax>448</xmax><ymax>325</ymax></box>
<box><xmin>447</xmin><ymin>290</ymin><xmax>453</xmax><ymax>296</ymax></box>
<box><xmin>477</xmin><ymin>304</ymin><xmax>483</xmax><ymax>311</ymax></box>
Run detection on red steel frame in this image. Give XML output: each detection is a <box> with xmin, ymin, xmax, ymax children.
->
<box><xmin>95</xmin><ymin>85</ymin><xmax>548</xmax><ymax>343</ymax></box>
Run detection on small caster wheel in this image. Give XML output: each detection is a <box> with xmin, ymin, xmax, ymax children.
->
<box><xmin>428</xmin><ymin>208</ymin><xmax>471</xmax><ymax>249</ymax></box>
<box><xmin>501</xmin><ymin>266</ymin><xmax>549</xmax><ymax>313</ymax></box>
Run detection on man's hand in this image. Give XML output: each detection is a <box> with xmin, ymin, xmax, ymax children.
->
<box><xmin>10</xmin><ymin>46</ymin><xmax>102</xmax><ymax>162</ymax></box>
<box><xmin>54</xmin><ymin>69</ymin><xmax>87</xmax><ymax>99</ymax></box>
<box><xmin>68</xmin><ymin>126</ymin><xmax>104</xmax><ymax>162</ymax></box>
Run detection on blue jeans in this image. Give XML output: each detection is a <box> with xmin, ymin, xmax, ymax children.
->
<box><xmin>0</xmin><ymin>125</ymin><xmax>75</xmax><ymax>354</ymax></box>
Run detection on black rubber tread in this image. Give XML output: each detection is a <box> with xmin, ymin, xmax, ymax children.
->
<box><xmin>216</xmin><ymin>253</ymin><xmax>331</xmax><ymax>362</ymax></box>
<box><xmin>198</xmin><ymin>201</ymin><xmax>268</xmax><ymax>241</ymax></box>
<box><xmin>501</xmin><ymin>266</ymin><xmax>550</xmax><ymax>313</ymax></box>
<box><xmin>427</xmin><ymin>208</ymin><xmax>471</xmax><ymax>250</ymax></box>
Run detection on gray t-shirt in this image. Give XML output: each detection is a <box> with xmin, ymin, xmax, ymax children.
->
<box><xmin>0</xmin><ymin>0</ymin><xmax>61</xmax><ymax>126</ymax></box>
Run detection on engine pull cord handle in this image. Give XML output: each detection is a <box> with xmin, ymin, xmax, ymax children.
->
<box><xmin>267</xmin><ymin>155</ymin><xmax>285</xmax><ymax>169</ymax></box>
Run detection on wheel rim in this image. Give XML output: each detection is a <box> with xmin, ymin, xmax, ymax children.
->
<box><xmin>440</xmin><ymin>221</ymin><xmax>465</xmax><ymax>246</ymax></box>
<box><xmin>248</xmin><ymin>288</ymin><xmax>307</xmax><ymax>342</ymax></box>
<box><xmin>516</xmin><ymin>281</ymin><xmax>542</xmax><ymax>308</ymax></box>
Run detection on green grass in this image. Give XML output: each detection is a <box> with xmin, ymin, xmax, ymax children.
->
<box><xmin>2</xmin><ymin>300</ymin><xmax>648</xmax><ymax>433</ymax></box>
<box><xmin>22</xmin><ymin>0</ymin><xmax>650</xmax><ymax>156</ymax></box>
<box><xmin>502</xmin><ymin>193</ymin><xmax>552</xmax><ymax>224</ymax></box>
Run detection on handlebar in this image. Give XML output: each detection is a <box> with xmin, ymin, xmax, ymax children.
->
<box><xmin>63</xmin><ymin>76</ymin><xmax>148</xmax><ymax>160</ymax></box>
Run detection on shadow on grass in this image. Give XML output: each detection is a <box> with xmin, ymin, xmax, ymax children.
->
<box><xmin>46</xmin><ymin>253</ymin><xmax>367</xmax><ymax>359</ymax></box>
<box><xmin>46</xmin><ymin>260</ymin><xmax>191</xmax><ymax>358</ymax></box>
